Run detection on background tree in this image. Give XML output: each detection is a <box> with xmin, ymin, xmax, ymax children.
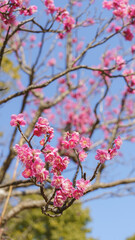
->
<box><xmin>5</xmin><ymin>196</ymin><xmax>95</xmax><ymax>240</ymax></box>
<box><xmin>127</xmin><ymin>235</ymin><xmax>135</xmax><ymax>240</ymax></box>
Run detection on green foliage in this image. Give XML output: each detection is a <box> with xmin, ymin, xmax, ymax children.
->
<box><xmin>1</xmin><ymin>55</ymin><xmax>20</xmax><ymax>80</ymax></box>
<box><xmin>7</xmin><ymin>195</ymin><xmax>95</xmax><ymax>240</ymax></box>
<box><xmin>126</xmin><ymin>235</ymin><xmax>135</xmax><ymax>240</ymax></box>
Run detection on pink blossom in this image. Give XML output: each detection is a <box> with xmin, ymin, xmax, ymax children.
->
<box><xmin>62</xmin><ymin>140</ymin><xmax>70</xmax><ymax>149</ymax></box>
<box><xmin>51</xmin><ymin>156</ymin><xmax>69</xmax><ymax>175</ymax></box>
<box><xmin>71</xmin><ymin>131</ymin><xmax>80</xmax><ymax>143</ymax></box>
<box><xmin>63</xmin><ymin>16</ymin><xmax>75</xmax><ymax>32</ymax></box>
<box><xmin>10</xmin><ymin>114</ymin><xmax>26</xmax><ymax>126</ymax></box>
<box><xmin>20</xmin><ymin>5</ymin><xmax>37</xmax><ymax>16</ymax></box>
<box><xmin>29</xmin><ymin>35</ymin><xmax>36</xmax><ymax>42</ymax></box>
<box><xmin>79</xmin><ymin>151</ymin><xmax>87</xmax><ymax>162</ymax></box>
<box><xmin>72</xmin><ymin>38</ymin><xmax>77</xmax><ymax>43</ymax></box>
<box><xmin>95</xmin><ymin>149</ymin><xmax>110</xmax><ymax>163</ymax></box>
<box><xmin>54</xmin><ymin>190</ymin><xmax>67</xmax><ymax>207</ymax></box>
<box><xmin>15</xmin><ymin>144</ymin><xmax>41</xmax><ymax>166</ymax></box>
<box><xmin>68</xmin><ymin>139</ymin><xmax>77</xmax><ymax>148</ymax></box>
<box><xmin>123</xmin><ymin>28</ymin><xmax>134</xmax><ymax>41</ymax></box>
<box><xmin>10</xmin><ymin>0</ymin><xmax>22</xmax><ymax>7</ymax></box>
<box><xmin>80</xmin><ymin>136</ymin><xmax>92</xmax><ymax>149</ymax></box>
<box><xmin>47</xmin><ymin>58</ymin><xmax>56</xmax><ymax>66</ymax></box>
<box><xmin>115</xmin><ymin>56</ymin><xmax>125</xmax><ymax>70</ymax></box>
<box><xmin>131</xmin><ymin>45</ymin><xmax>135</xmax><ymax>54</ymax></box>
<box><xmin>108</xmin><ymin>147</ymin><xmax>118</xmax><ymax>159</ymax></box>
<box><xmin>33</xmin><ymin>117</ymin><xmax>54</xmax><ymax>139</ymax></box>
<box><xmin>115</xmin><ymin>26</ymin><xmax>121</xmax><ymax>32</ymax></box>
<box><xmin>103</xmin><ymin>1</ymin><xmax>113</xmax><ymax>10</ymax></box>
<box><xmin>58</xmin><ymin>33</ymin><xmax>65</xmax><ymax>39</ymax></box>
<box><xmin>35</xmin><ymin>168</ymin><xmax>49</xmax><ymax>183</ymax></box>
<box><xmin>32</xmin><ymin>160</ymin><xmax>45</xmax><ymax>175</ymax></box>
<box><xmin>72</xmin><ymin>189</ymin><xmax>83</xmax><ymax>199</ymax></box>
<box><xmin>114</xmin><ymin>136</ymin><xmax>122</xmax><ymax>149</ymax></box>
<box><xmin>76</xmin><ymin>41</ymin><xmax>83</xmax><ymax>52</ymax></box>
<box><xmin>57</xmin><ymin>41</ymin><xmax>62</xmax><ymax>47</ymax></box>
<box><xmin>61</xmin><ymin>179</ymin><xmax>73</xmax><ymax>196</ymax></box>
<box><xmin>131</xmin><ymin>137</ymin><xmax>135</xmax><ymax>142</ymax></box>
<box><xmin>71</xmin><ymin>73</ymin><xmax>77</xmax><ymax>79</ymax></box>
<box><xmin>38</xmin><ymin>42</ymin><xmax>42</xmax><ymax>47</ymax></box>
<box><xmin>76</xmin><ymin>179</ymin><xmax>90</xmax><ymax>192</ymax></box>
<box><xmin>51</xmin><ymin>175</ymin><xmax>64</xmax><ymax>188</ymax></box>
<box><xmin>22</xmin><ymin>168</ymin><xmax>32</xmax><ymax>178</ymax></box>
<box><xmin>45</xmin><ymin>150</ymin><xmax>57</xmax><ymax>164</ymax></box>
<box><xmin>58</xmin><ymin>52</ymin><xmax>63</xmax><ymax>59</ymax></box>
<box><xmin>128</xmin><ymin>5</ymin><xmax>135</xmax><ymax>18</ymax></box>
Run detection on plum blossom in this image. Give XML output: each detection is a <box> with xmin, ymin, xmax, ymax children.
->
<box><xmin>114</xmin><ymin>136</ymin><xmax>122</xmax><ymax>149</ymax></box>
<box><xmin>76</xmin><ymin>179</ymin><xmax>90</xmax><ymax>192</ymax></box>
<box><xmin>80</xmin><ymin>136</ymin><xmax>92</xmax><ymax>149</ymax></box>
<box><xmin>10</xmin><ymin>114</ymin><xmax>26</xmax><ymax>126</ymax></box>
<box><xmin>51</xmin><ymin>175</ymin><xmax>64</xmax><ymax>188</ymax></box>
<box><xmin>54</xmin><ymin>190</ymin><xmax>67</xmax><ymax>207</ymax></box>
<box><xmin>95</xmin><ymin>149</ymin><xmax>110</xmax><ymax>163</ymax></box>
<box><xmin>47</xmin><ymin>58</ymin><xmax>56</xmax><ymax>67</ymax></box>
<box><xmin>123</xmin><ymin>28</ymin><xmax>134</xmax><ymax>41</ymax></box>
<box><xmin>79</xmin><ymin>151</ymin><xmax>87</xmax><ymax>162</ymax></box>
<box><xmin>72</xmin><ymin>189</ymin><xmax>83</xmax><ymax>199</ymax></box>
<box><xmin>33</xmin><ymin>117</ymin><xmax>54</xmax><ymax>140</ymax></box>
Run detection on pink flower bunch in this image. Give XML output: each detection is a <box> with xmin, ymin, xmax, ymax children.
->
<box><xmin>52</xmin><ymin>175</ymin><xmax>90</xmax><ymax>207</ymax></box>
<box><xmin>33</xmin><ymin>117</ymin><xmax>54</xmax><ymax>141</ymax></box>
<box><xmin>20</xmin><ymin>5</ymin><xmax>37</xmax><ymax>16</ymax></box>
<box><xmin>72</xmin><ymin>179</ymin><xmax>90</xmax><ymax>200</ymax></box>
<box><xmin>0</xmin><ymin>0</ymin><xmax>37</xmax><ymax>25</ymax></box>
<box><xmin>61</xmin><ymin>131</ymin><xmax>80</xmax><ymax>149</ymax></box>
<box><xmin>95</xmin><ymin>136</ymin><xmax>122</xmax><ymax>164</ymax></box>
<box><xmin>44</xmin><ymin>0</ymin><xmax>56</xmax><ymax>14</ymax></box>
<box><xmin>60</xmin><ymin>132</ymin><xmax>92</xmax><ymax>162</ymax></box>
<box><xmin>114</xmin><ymin>136</ymin><xmax>122</xmax><ymax>149</ymax></box>
<box><xmin>103</xmin><ymin>0</ymin><xmax>128</xmax><ymax>18</ymax></box>
<box><xmin>15</xmin><ymin>144</ymin><xmax>49</xmax><ymax>183</ymax></box>
<box><xmin>0</xmin><ymin>1</ymin><xmax>16</xmax><ymax>25</ymax></box>
<box><xmin>62</xmin><ymin>132</ymin><xmax>92</xmax><ymax>150</ymax></box>
<box><xmin>63</xmin><ymin>15</ymin><xmax>75</xmax><ymax>32</ymax></box>
<box><xmin>128</xmin><ymin>5</ymin><xmax>135</xmax><ymax>19</ymax></box>
<box><xmin>131</xmin><ymin>45</ymin><xmax>135</xmax><ymax>54</ymax></box>
<box><xmin>10</xmin><ymin>114</ymin><xmax>100</xmax><ymax>208</ymax></box>
<box><xmin>10</xmin><ymin>114</ymin><xmax>26</xmax><ymax>126</ymax></box>
<box><xmin>123</xmin><ymin>28</ymin><xmax>134</xmax><ymax>41</ymax></box>
<box><xmin>115</xmin><ymin>56</ymin><xmax>125</xmax><ymax>70</ymax></box>
<box><xmin>43</xmin><ymin>145</ymin><xmax>69</xmax><ymax>175</ymax></box>
<box><xmin>44</xmin><ymin>0</ymin><xmax>75</xmax><ymax>33</ymax></box>
<box><xmin>103</xmin><ymin>0</ymin><xmax>135</xmax><ymax>34</ymax></box>
<box><xmin>80</xmin><ymin>136</ymin><xmax>92</xmax><ymax>149</ymax></box>
<box><xmin>123</xmin><ymin>69</ymin><xmax>135</xmax><ymax>87</ymax></box>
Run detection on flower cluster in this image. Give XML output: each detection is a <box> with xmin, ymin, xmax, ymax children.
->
<box><xmin>43</xmin><ymin>144</ymin><xmax>69</xmax><ymax>175</ymax></box>
<box><xmin>103</xmin><ymin>0</ymin><xmax>135</xmax><ymax>41</ymax></box>
<box><xmin>95</xmin><ymin>136</ymin><xmax>122</xmax><ymax>164</ymax></box>
<box><xmin>0</xmin><ymin>0</ymin><xmax>37</xmax><ymax>25</ymax></box>
<box><xmin>52</xmin><ymin>175</ymin><xmax>90</xmax><ymax>207</ymax></box>
<box><xmin>15</xmin><ymin>144</ymin><xmax>49</xmax><ymax>183</ymax></box>
<box><xmin>10</xmin><ymin>113</ymin><xmax>26</xmax><ymax>126</ymax></box>
<box><xmin>10</xmin><ymin>114</ymin><xmax>91</xmax><ymax>207</ymax></box>
<box><xmin>33</xmin><ymin>117</ymin><xmax>54</xmax><ymax>141</ymax></box>
<box><xmin>44</xmin><ymin>0</ymin><xmax>75</xmax><ymax>35</ymax></box>
<box><xmin>10</xmin><ymin>114</ymin><xmax>122</xmax><ymax>208</ymax></box>
<box><xmin>103</xmin><ymin>0</ymin><xmax>128</xmax><ymax>18</ymax></box>
<box><xmin>60</xmin><ymin>131</ymin><xmax>92</xmax><ymax>162</ymax></box>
